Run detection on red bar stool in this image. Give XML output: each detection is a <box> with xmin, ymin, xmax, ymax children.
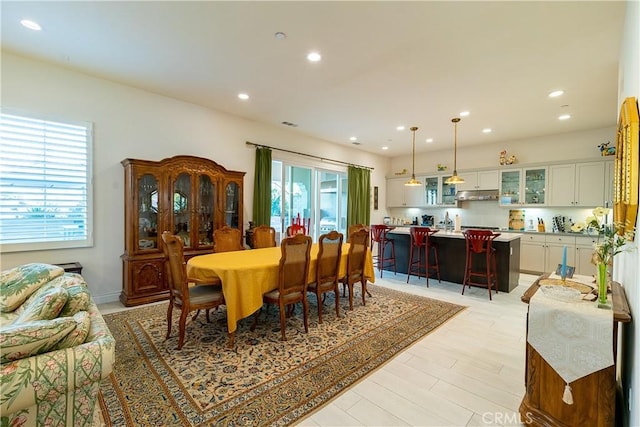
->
<box><xmin>407</xmin><ymin>227</ymin><xmax>441</xmax><ymax>286</ymax></box>
<box><xmin>462</xmin><ymin>229</ymin><xmax>500</xmax><ymax>300</ymax></box>
<box><xmin>370</xmin><ymin>224</ymin><xmax>396</xmax><ymax>278</ymax></box>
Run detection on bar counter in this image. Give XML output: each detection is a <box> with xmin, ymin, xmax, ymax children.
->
<box><xmin>384</xmin><ymin>227</ymin><xmax>521</xmax><ymax>292</ymax></box>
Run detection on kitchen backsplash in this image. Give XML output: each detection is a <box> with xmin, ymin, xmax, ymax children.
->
<box><xmin>388</xmin><ymin>201</ymin><xmax>600</xmax><ymax>232</ymax></box>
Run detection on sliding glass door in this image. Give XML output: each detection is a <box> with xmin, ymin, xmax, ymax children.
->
<box><xmin>317</xmin><ymin>170</ymin><xmax>347</xmax><ymax>237</ymax></box>
<box><xmin>271</xmin><ymin>161</ymin><xmax>346</xmax><ymax>241</ymax></box>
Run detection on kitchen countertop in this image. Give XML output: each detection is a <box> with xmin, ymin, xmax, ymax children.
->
<box><xmin>382</xmin><ymin>225</ymin><xmax>596</xmax><ymax>239</ymax></box>
<box><xmin>387</xmin><ymin>227</ymin><xmax>522</xmax><ymax>242</ymax></box>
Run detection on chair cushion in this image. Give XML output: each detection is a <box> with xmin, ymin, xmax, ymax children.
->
<box><xmin>0</xmin><ymin>316</ymin><xmax>77</xmax><ymax>364</ymax></box>
<box><xmin>52</xmin><ymin>311</ymin><xmax>91</xmax><ymax>350</ymax></box>
<box><xmin>12</xmin><ymin>286</ymin><xmax>69</xmax><ymax>324</ymax></box>
<box><xmin>188</xmin><ymin>286</ymin><xmax>224</xmax><ymax>305</ymax></box>
<box><xmin>0</xmin><ymin>263</ymin><xmax>65</xmax><ymax>312</ymax></box>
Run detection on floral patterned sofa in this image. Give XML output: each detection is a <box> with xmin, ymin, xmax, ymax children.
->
<box><xmin>0</xmin><ymin>263</ymin><xmax>115</xmax><ymax>427</ymax></box>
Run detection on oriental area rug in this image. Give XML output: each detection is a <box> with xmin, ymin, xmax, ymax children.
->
<box><xmin>98</xmin><ymin>286</ymin><xmax>465</xmax><ymax>426</ymax></box>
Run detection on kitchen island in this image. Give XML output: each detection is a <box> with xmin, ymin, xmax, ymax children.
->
<box><xmin>384</xmin><ymin>227</ymin><xmax>521</xmax><ymax>292</ymax></box>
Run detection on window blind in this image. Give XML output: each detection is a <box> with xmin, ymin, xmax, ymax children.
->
<box><xmin>0</xmin><ymin>111</ymin><xmax>93</xmax><ymax>252</ymax></box>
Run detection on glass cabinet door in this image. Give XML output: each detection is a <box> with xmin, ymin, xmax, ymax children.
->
<box><xmin>500</xmin><ymin>170</ymin><xmax>521</xmax><ymax>205</ymax></box>
<box><xmin>137</xmin><ymin>173</ymin><xmax>158</xmax><ymax>251</ymax></box>
<box><xmin>198</xmin><ymin>175</ymin><xmax>215</xmax><ymax>246</ymax></box>
<box><xmin>173</xmin><ymin>173</ymin><xmax>192</xmax><ymax>247</ymax></box>
<box><xmin>524</xmin><ymin>168</ymin><xmax>547</xmax><ymax>205</ymax></box>
<box><xmin>224</xmin><ymin>182</ymin><xmax>239</xmax><ymax>228</ymax></box>
<box><xmin>441</xmin><ymin>176</ymin><xmax>457</xmax><ymax>206</ymax></box>
<box><xmin>424</xmin><ymin>176</ymin><xmax>439</xmax><ymax>205</ymax></box>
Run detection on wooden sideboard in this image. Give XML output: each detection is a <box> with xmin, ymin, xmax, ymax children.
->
<box><xmin>519</xmin><ymin>275</ymin><xmax>631</xmax><ymax>426</ymax></box>
<box><xmin>120</xmin><ymin>155</ymin><xmax>245</xmax><ymax>306</ymax></box>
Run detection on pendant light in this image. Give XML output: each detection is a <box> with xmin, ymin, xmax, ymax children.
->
<box><xmin>445</xmin><ymin>118</ymin><xmax>465</xmax><ymax>184</ymax></box>
<box><xmin>405</xmin><ymin>126</ymin><xmax>421</xmax><ymax>186</ymax></box>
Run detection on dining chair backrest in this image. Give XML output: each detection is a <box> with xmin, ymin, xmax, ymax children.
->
<box><xmin>279</xmin><ymin>234</ymin><xmax>312</xmax><ymax>296</ymax></box>
<box><xmin>346</xmin><ymin>229</ymin><xmax>369</xmax><ymax>278</ymax></box>
<box><xmin>252</xmin><ymin>225</ymin><xmax>277</xmax><ymax>248</ymax></box>
<box><xmin>316</xmin><ymin>231</ymin><xmax>343</xmax><ymax>286</ymax></box>
<box><xmin>213</xmin><ymin>226</ymin><xmax>244</xmax><ymax>252</ymax></box>
<box><xmin>463</xmin><ymin>229</ymin><xmax>501</xmax><ymax>254</ymax></box>
<box><xmin>347</xmin><ymin>224</ymin><xmax>368</xmax><ymax>242</ymax></box>
<box><xmin>162</xmin><ymin>231</ymin><xmax>188</xmax><ymax>299</ymax></box>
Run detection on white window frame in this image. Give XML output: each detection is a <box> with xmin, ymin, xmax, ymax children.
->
<box><xmin>0</xmin><ymin>109</ymin><xmax>94</xmax><ymax>253</ymax></box>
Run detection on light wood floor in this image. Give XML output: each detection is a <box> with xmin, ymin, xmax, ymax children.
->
<box><xmin>98</xmin><ymin>273</ymin><xmax>537</xmax><ymax>427</ymax></box>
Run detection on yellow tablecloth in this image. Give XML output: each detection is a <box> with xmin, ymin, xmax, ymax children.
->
<box><xmin>186</xmin><ymin>243</ymin><xmax>375</xmax><ymax>334</ymax></box>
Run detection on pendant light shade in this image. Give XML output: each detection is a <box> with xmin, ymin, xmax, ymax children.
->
<box><xmin>445</xmin><ymin>118</ymin><xmax>465</xmax><ymax>185</ymax></box>
<box><xmin>405</xmin><ymin>126</ymin><xmax>421</xmax><ymax>186</ymax></box>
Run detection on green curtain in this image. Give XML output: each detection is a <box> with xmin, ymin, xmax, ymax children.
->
<box><xmin>252</xmin><ymin>147</ymin><xmax>272</xmax><ymax>226</ymax></box>
<box><xmin>347</xmin><ymin>166</ymin><xmax>371</xmax><ymax>228</ymax></box>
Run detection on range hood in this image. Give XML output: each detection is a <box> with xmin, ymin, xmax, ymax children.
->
<box><xmin>456</xmin><ymin>189</ymin><xmax>500</xmax><ymax>201</ymax></box>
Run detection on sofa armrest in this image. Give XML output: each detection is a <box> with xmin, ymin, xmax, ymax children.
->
<box><xmin>0</xmin><ymin>300</ymin><xmax>115</xmax><ymax>415</ymax></box>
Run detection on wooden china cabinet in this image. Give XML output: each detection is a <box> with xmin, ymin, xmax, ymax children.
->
<box><xmin>120</xmin><ymin>155</ymin><xmax>245</xmax><ymax>306</ymax></box>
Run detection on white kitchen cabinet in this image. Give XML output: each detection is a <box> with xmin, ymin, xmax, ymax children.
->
<box><xmin>520</xmin><ymin>233</ymin><xmax>577</xmax><ymax>274</ymax></box>
<box><xmin>386</xmin><ymin>177</ymin><xmax>426</xmax><ymax>207</ymax></box>
<box><xmin>440</xmin><ymin>175</ymin><xmax>458</xmax><ymax>206</ymax></box>
<box><xmin>545</xmin><ymin>235</ymin><xmax>576</xmax><ymax>274</ymax></box>
<box><xmin>457</xmin><ymin>170</ymin><xmax>499</xmax><ymax>191</ymax></box>
<box><xmin>500</xmin><ymin>167</ymin><xmax>547</xmax><ymax>206</ymax></box>
<box><xmin>575</xmin><ymin>235</ymin><xmax>598</xmax><ymax>277</ymax></box>
<box><xmin>604</xmin><ymin>160</ymin><xmax>615</xmax><ymax>208</ymax></box>
<box><xmin>548</xmin><ymin>161</ymin><xmax>606</xmax><ymax>206</ymax></box>
<box><xmin>520</xmin><ymin>234</ymin><xmax>547</xmax><ymax>273</ymax></box>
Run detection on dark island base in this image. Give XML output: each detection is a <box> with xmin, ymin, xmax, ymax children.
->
<box><xmin>379</xmin><ymin>232</ymin><xmax>520</xmax><ymax>293</ymax></box>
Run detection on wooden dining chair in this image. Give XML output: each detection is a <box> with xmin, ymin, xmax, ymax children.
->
<box><xmin>252</xmin><ymin>225</ymin><xmax>277</xmax><ymax>248</ymax></box>
<box><xmin>340</xmin><ymin>228</ymin><xmax>369</xmax><ymax>310</ymax></box>
<box><xmin>347</xmin><ymin>224</ymin><xmax>368</xmax><ymax>242</ymax></box>
<box><xmin>161</xmin><ymin>231</ymin><xmax>225</xmax><ymax>349</ymax></box>
<box><xmin>213</xmin><ymin>226</ymin><xmax>244</xmax><ymax>252</ymax></box>
<box><xmin>251</xmin><ymin>234</ymin><xmax>312</xmax><ymax>341</ymax></box>
<box><xmin>307</xmin><ymin>231</ymin><xmax>343</xmax><ymax>323</ymax></box>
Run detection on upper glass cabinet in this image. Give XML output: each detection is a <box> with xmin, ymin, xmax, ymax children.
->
<box><xmin>225</xmin><ymin>182</ymin><xmax>240</xmax><ymax>228</ymax></box>
<box><xmin>137</xmin><ymin>173</ymin><xmax>158</xmax><ymax>250</ymax></box>
<box><xmin>198</xmin><ymin>175</ymin><xmax>215</xmax><ymax>246</ymax></box>
<box><xmin>173</xmin><ymin>173</ymin><xmax>192</xmax><ymax>246</ymax></box>
<box><xmin>500</xmin><ymin>167</ymin><xmax>547</xmax><ymax>206</ymax></box>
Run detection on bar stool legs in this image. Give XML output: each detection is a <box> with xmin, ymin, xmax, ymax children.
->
<box><xmin>371</xmin><ymin>225</ymin><xmax>397</xmax><ymax>278</ymax></box>
<box><xmin>407</xmin><ymin>227</ymin><xmax>440</xmax><ymax>286</ymax></box>
<box><xmin>462</xmin><ymin>229</ymin><xmax>500</xmax><ymax>300</ymax></box>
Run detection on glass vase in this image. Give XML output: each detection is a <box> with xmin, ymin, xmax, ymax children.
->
<box><xmin>597</xmin><ymin>262</ymin><xmax>610</xmax><ymax>309</ymax></box>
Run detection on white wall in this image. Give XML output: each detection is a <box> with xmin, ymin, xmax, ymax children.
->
<box><xmin>615</xmin><ymin>1</ymin><xmax>639</xmax><ymax>426</ymax></box>
<box><xmin>0</xmin><ymin>52</ymin><xmax>391</xmax><ymax>303</ymax></box>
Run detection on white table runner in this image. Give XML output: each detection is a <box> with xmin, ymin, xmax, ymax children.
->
<box><xmin>527</xmin><ymin>286</ymin><xmax>613</xmax><ymax>404</ymax></box>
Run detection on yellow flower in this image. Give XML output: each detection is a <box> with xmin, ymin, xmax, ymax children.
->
<box><xmin>571</xmin><ymin>222</ymin><xmax>586</xmax><ymax>233</ymax></box>
<box><xmin>593</xmin><ymin>207</ymin><xmax>610</xmax><ymax>217</ymax></box>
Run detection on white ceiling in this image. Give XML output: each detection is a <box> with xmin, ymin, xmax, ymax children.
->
<box><xmin>0</xmin><ymin>1</ymin><xmax>626</xmax><ymax>156</ymax></box>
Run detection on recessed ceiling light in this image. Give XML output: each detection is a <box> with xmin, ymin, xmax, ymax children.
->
<box><xmin>482</xmin><ymin>128</ymin><xmax>492</xmax><ymax>133</ymax></box>
<box><xmin>381</xmin><ymin>146</ymin><xmax>389</xmax><ymax>150</ymax></box>
<box><xmin>549</xmin><ymin>90</ymin><xmax>564</xmax><ymax>98</ymax></box>
<box><xmin>396</xmin><ymin>126</ymin><xmax>405</xmax><ymax>131</ymax></box>
<box><xmin>460</xmin><ymin>111</ymin><xmax>470</xmax><ymax>117</ymax></box>
<box><xmin>237</xmin><ymin>93</ymin><xmax>249</xmax><ymax>100</ymax></box>
<box><xmin>20</xmin><ymin>19</ymin><xmax>42</xmax><ymax>31</ymax></box>
<box><xmin>558</xmin><ymin>114</ymin><xmax>571</xmax><ymax>120</ymax></box>
<box><xmin>274</xmin><ymin>32</ymin><xmax>287</xmax><ymax>40</ymax></box>
<box><xmin>307</xmin><ymin>52</ymin><xmax>321</xmax><ymax>62</ymax></box>
<box><xmin>349</xmin><ymin>136</ymin><xmax>357</xmax><ymax>141</ymax></box>
<box><xmin>425</xmin><ymin>138</ymin><xmax>434</xmax><ymax>143</ymax></box>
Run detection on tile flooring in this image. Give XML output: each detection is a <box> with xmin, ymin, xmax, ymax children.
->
<box><xmin>98</xmin><ymin>273</ymin><xmax>538</xmax><ymax>427</ymax></box>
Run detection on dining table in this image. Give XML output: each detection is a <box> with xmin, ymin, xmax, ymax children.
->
<box><xmin>186</xmin><ymin>243</ymin><xmax>375</xmax><ymax>346</ymax></box>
